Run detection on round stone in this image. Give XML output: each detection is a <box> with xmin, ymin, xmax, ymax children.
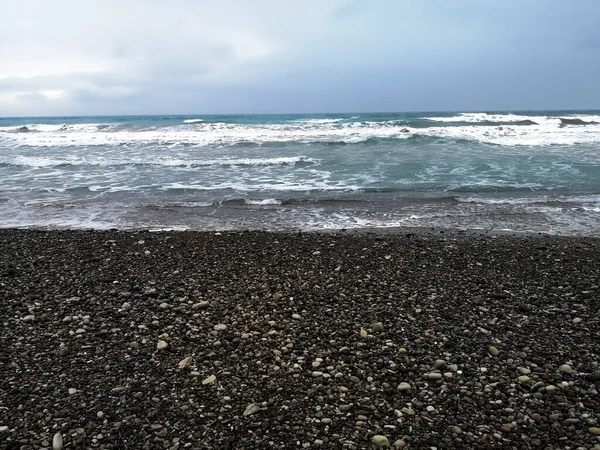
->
<box><xmin>372</xmin><ymin>435</ymin><xmax>390</xmax><ymax>447</ymax></box>
<box><xmin>489</xmin><ymin>346</ymin><xmax>499</xmax><ymax>357</ymax></box>
<box><xmin>589</xmin><ymin>427</ymin><xmax>600</xmax><ymax>435</ymax></box>
<box><xmin>397</xmin><ymin>382</ymin><xmax>411</xmax><ymax>392</ymax></box>
<box><xmin>371</xmin><ymin>322</ymin><xmax>384</xmax><ymax>332</ymax></box>
<box><xmin>214</xmin><ymin>324</ymin><xmax>227</xmax><ymax>331</ymax></box>
<box><xmin>424</xmin><ymin>372</ymin><xmax>442</xmax><ymax>381</ymax></box>
<box><xmin>434</xmin><ymin>359</ymin><xmax>446</xmax><ymax>369</ymax></box>
<box><xmin>157</xmin><ymin>340</ymin><xmax>168</xmax><ymax>350</ymax></box>
<box><xmin>559</xmin><ymin>364</ymin><xmax>573</xmax><ymax>374</ymax></box>
<box><xmin>52</xmin><ymin>433</ymin><xmax>63</xmax><ymax>450</ymax></box>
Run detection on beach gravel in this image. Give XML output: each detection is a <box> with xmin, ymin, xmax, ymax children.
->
<box><xmin>1</xmin><ymin>229</ymin><xmax>599</xmax><ymax>449</ymax></box>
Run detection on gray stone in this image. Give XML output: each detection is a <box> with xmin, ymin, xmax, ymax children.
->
<box><xmin>397</xmin><ymin>382</ymin><xmax>411</xmax><ymax>392</ymax></box>
<box><xmin>243</xmin><ymin>403</ymin><xmax>261</xmax><ymax>416</ymax></box>
<box><xmin>371</xmin><ymin>322</ymin><xmax>385</xmax><ymax>332</ymax></box>
<box><xmin>178</xmin><ymin>357</ymin><xmax>192</xmax><ymax>369</ymax></box>
<box><xmin>52</xmin><ymin>433</ymin><xmax>63</xmax><ymax>450</ymax></box>
<box><xmin>192</xmin><ymin>301</ymin><xmax>210</xmax><ymax>310</ymax></box>
<box><xmin>372</xmin><ymin>435</ymin><xmax>390</xmax><ymax>447</ymax></box>
<box><xmin>559</xmin><ymin>364</ymin><xmax>573</xmax><ymax>374</ymax></box>
<box><xmin>423</xmin><ymin>372</ymin><xmax>442</xmax><ymax>381</ymax></box>
<box><xmin>434</xmin><ymin>359</ymin><xmax>446</xmax><ymax>369</ymax></box>
<box><xmin>202</xmin><ymin>375</ymin><xmax>216</xmax><ymax>385</ymax></box>
<box><xmin>22</xmin><ymin>315</ymin><xmax>35</xmax><ymax>323</ymax></box>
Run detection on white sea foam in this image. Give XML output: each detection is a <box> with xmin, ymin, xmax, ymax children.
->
<box><xmin>425</xmin><ymin>113</ymin><xmax>555</xmax><ymax>124</ymax></box>
<box><xmin>0</xmin><ymin>155</ymin><xmax>316</xmax><ymax>168</ymax></box>
<box><xmin>183</xmin><ymin>119</ymin><xmax>204</xmax><ymax>123</ymax></box>
<box><xmin>0</xmin><ymin>123</ymin><xmax>113</xmax><ymax>133</ymax></box>
<box><xmin>160</xmin><ymin>179</ymin><xmax>359</xmax><ymax>192</ymax></box>
<box><xmin>1</xmin><ymin>114</ymin><xmax>599</xmax><ymax>148</ymax></box>
<box><xmin>244</xmin><ymin>198</ymin><xmax>282</xmax><ymax>205</ymax></box>
<box><xmin>457</xmin><ymin>194</ymin><xmax>600</xmax><ymax>205</ymax></box>
<box><xmin>417</xmin><ymin>122</ymin><xmax>600</xmax><ymax>146</ymax></box>
<box><xmin>0</xmin><ymin>121</ymin><xmax>414</xmax><ymax>147</ymax></box>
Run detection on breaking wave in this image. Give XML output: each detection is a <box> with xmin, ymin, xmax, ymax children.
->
<box><xmin>559</xmin><ymin>117</ymin><xmax>599</xmax><ymax>126</ymax></box>
<box><xmin>1</xmin><ymin>112</ymin><xmax>600</xmax><ymax>148</ymax></box>
<box><xmin>0</xmin><ymin>155</ymin><xmax>317</xmax><ymax>168</ymax></box>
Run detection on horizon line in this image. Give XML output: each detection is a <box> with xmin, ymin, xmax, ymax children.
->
<box><xmin>2</xmin><ymin>108</ymin><xmax>600</xmax><ymax>119</ymax></box>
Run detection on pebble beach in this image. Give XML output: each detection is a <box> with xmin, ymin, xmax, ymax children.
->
<box><xmin>1</xmin><ymin>229</ymin><xmax>600</xmax><ymax>449</ymax></box>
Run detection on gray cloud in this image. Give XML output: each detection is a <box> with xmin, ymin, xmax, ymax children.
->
<box><xmin>1</xmin><ymin>0</ymin><xmax>599</xmax><ymax>116</ymax></box>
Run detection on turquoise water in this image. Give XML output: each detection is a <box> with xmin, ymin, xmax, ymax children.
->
<box><xmin>1</xmin><ymin>111</ymin><xmax>599</xmax><ymax>233</ymax></box>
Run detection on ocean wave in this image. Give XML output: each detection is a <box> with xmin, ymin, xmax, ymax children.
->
<box><xmin>425</xmin><ymin>113</ymin><xmax>547</xmax><ymax>124</ymax></box>
<box><xmin>0</xmin><ymin>123</ymin><xmax>116</xmax><ymax>133</ymax></box>
<box><xmin>15</xmin><ymin>126</ymin><xmax>34</xmax><ymax>133</ymax></box>
<box><xmin>160</xmin><ymin>180</ymin><xmax>361</xmax><ymax>193</ymax></box>
<box><xmin>0</xmin><ymin>155</ymin><xmax>318</xmax><ymax>168</ymax></box>
<box><xmin>559</xmin><ymin>117</ymin><xmax>599</xmax><ymax>126</ymax></box>
<box><xmin>244</xmin><ymin>198</ymin><xmax>282</xmax><ymax>205</ymax></box>
<box><xmin>446</xmin><ymin>182</ymin><xmax>547</xmax><ymax>193</ymax></box>
<box><xmin>289</xmin><ymin>118</ymin><xmax>345</xmax><ymax>124</ymax></box>
<box><xmin>457</xmin><ymin>193</ymin><xmax>600</xmax><ymax>205</ymax></box>
<box><xmin>1</xmin><ymin>114</ymin><xmax>600</xmax><ymax>148</ymax></box>
<box><xmin>183</xmin><ymin>119</ymin><xmax>204</xmax><ymax>124</ymax></box>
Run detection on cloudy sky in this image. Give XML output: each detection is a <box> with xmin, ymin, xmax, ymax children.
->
<box><xmin>1</xmin><ymin>0</ymin><xmax>599</xmax><ymax>116</ymax></box>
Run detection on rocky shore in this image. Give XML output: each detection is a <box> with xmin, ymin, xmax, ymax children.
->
<box><xmin>1</xmin><ymin>229</ymin><xmax>599</xmax><ymax>449</ymax></box>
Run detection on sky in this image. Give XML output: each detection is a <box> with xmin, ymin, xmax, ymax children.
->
<box><xmin>1</xmin><ymin>0</ymin><xmax>599</xmax><ymax>116</ymax></box>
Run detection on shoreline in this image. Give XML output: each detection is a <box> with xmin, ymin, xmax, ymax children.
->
<box><xmin>1</xmin><ymin>229</ymin><xmax>599</xmax><ymax>449</ymax></box>
<box><xmin>3</xmin><ymin>224</ymin><xmax>600</xmax><ymax>238</ymax></box>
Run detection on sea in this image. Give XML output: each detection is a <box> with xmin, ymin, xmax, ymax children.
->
<box><xmin>1</xmin><ymin>111</ymin><xmax>600</xmax><ymax>235</ymax></box>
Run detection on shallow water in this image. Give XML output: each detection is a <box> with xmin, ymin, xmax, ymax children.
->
<box><xmin>1</xmin><ymin>111</ymin><xmax>599</xmax><ymax>234</ymax></box>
